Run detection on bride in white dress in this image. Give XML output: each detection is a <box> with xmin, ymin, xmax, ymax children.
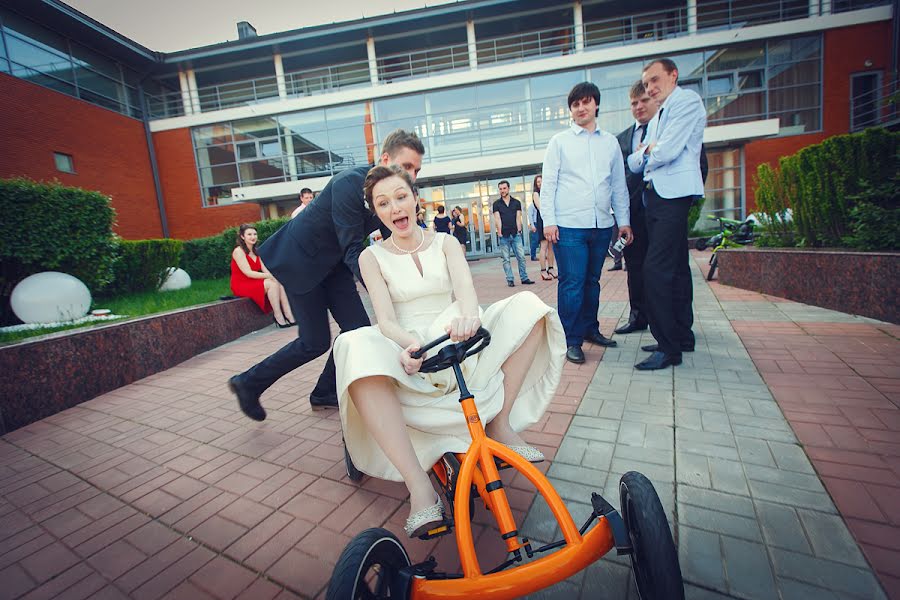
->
<box><xmin>334</xmin><ymin>165</ymin><xmax>566</xmax><ymax>537</ymax></box>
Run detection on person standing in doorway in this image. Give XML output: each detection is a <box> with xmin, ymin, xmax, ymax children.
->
<box><xmin>432</xmin><ymin>205</ymin><xmax>452</xmax><ymax>234</ymax></box>
<box><xmin>529</xmin><ymin>174</ymin><xmax>556</xmax><ymax>281</ymax></box>
<box><xmin>628</xmin><ymin>59</ymin><xmax>706</xmax><ymax>370</ymax></box>
<box><xmin>291</xmin><ymin>187</ymin><xmax>315</xmax><ymax>218</ymax></box>
<box><xmin>493</xmin><ymin>180</ymin><xmax>535</xmax><ymax>288</ymax></box>
<box><xmin>541</xmin><ymin>82</ymin><xmax>632</xmax><ymax>364</ymax></box>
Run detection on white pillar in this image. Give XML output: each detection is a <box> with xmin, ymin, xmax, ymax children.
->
<box><xmin>367</xmin><ymin>36</ymin><xmax>379</xmax><ymax>85</ymax></box>
<box><xmin>820</xmin><ymin>0</ymin><xmax>832</xmax><ymax>15</ymax></box>
<box><xmin>687</xmin><ymin>0</ymin><xmax>698</xmax><ymax>34</ymax></box>
<box><xmin>274</xmin><ymin>53</ymin><xmax>287</xmax><ymax>99</ymax></box>
<box><xmin>186</xmin><ymin>69</ymin><xmax>201</xmax><ymax>113</ymax></box>
<box><xmin>574</xmin><ymin>1</ymin><xmax>584</xmax><ymax>52</ymax></box>
<box><xmin>177</xmin><ymin>71</ymin><xmax>193</xmax><ymax>115</ymax></box>
<box><xmin>467</xmin><ymin>20</ymin><xmax>478</xmax><ymax>70</ymax></box>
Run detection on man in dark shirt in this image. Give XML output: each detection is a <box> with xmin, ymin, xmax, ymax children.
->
<box><xmin>492</xmin><ymin>180</ymin><xmax>535</xmax><ymax>287</ymax></box>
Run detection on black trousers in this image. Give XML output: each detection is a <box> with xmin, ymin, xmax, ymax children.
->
<box><xmin>241</xmin><ymin>264</ymin><xmax>370</xmax><ymax>398</ymax></box>
<box><xmin>622</xmin><ymin>203</ymin><xmax>649</xmax><ymax>319</ymax></box>
<box><xmin>643</xmin><ymin>187</ymin><xmax>695</xmax><ymax>355</ymax></box>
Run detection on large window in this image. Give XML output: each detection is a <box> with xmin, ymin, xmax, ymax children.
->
<box><xmin>0</xmin><ymin>8</ymin><xmax>141</xmax><ymax>118</ymax></box>
<box><xmin>703</xmin><ymin>148</ymin><xmax>743</xmax><ymax>222</ymax></box>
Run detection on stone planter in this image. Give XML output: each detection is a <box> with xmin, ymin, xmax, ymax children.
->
<box><xmin>0</xmin><ymin>298</ymin><xmax>272</xmax><ymax>434</ymax></box>
<box><xmin>717</xmin><ymin>248</ymin><xmax>899</xmax><ymax>324</ymax></box>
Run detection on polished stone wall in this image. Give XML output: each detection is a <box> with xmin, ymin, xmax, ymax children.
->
<box><xmin>0</xmin><ymin>298</ymin><xmax>272</xmax><ymax>434</ymax></box>
<box><xmin>718</xmin><ymin>248</ymin><xmax>899</xmax><ymax>324</ymax></box>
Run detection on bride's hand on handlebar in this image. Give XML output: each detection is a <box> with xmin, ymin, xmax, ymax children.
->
<box><xmin>445</xmin><ymin>316</ymin><xmax>482</xmax><ymax>343</ymax></box>
<box><xmin>400</xmin><ymin>343</ymin><xmax>424</xmax><ymax>375</ymax></box>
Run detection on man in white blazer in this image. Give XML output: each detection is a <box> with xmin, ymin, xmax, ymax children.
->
<box><xmin>627</xmin><ymin>58</ymin><xmax>706</xmax><ymax>370</ymax></box>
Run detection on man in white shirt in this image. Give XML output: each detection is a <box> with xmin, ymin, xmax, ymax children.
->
<box><xmin>541</xmin><ymin>82</ymin><xmax>632</xmax><ymax>365</ymax></box>
<box><xmin>627</xmin><ymin>58</ymin><xmax>706</xmax><ymax>370</ymax></box>
<box><xmin>290</xmin><ymin>187</ymin><xmax>315</xmax><ymax>218</ymax></box>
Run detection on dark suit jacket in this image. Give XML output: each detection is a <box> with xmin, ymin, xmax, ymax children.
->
<box><xmin>616</xmin><ymin>124</ymin><xmax>709</xmax><ymax>209</ymax></box>
<box><xmin>257</xmin><ymin>165</ymin><xmax>384</xmax><ymax>296</ymax></box>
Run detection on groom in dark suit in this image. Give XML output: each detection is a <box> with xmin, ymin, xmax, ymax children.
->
<box><xmin>229</xmin><ymin>130</ymin><xmax>425</xmax><ymax>421</ymax></box>
<box><xmin>615</xmin><ymin>80</ymin><xmax>707</xmax><ymax>336</ymax></box>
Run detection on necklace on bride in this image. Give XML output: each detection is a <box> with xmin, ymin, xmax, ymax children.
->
<box><xmin>390</xmin><ymin>226</ymin><xmax>425</xmax><ymax>254</ymax></box>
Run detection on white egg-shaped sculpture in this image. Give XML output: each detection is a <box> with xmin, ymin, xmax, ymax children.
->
<box><xmin>159</xmin><ymin>267</ymin><xmax>191</xmax><ymax>291</ymax></box>
<box><xmin>10</xmin><ymin>271</ymin><xmax>92</xmax><ymax>324</ymax></box>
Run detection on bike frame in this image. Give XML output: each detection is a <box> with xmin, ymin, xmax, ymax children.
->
<box><xmin>410</xmin><ymin>366</ymin><xmax>615</xmax><ymax>599</ymax></box>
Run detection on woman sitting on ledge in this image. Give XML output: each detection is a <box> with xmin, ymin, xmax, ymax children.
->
<box><xmin>230</xmin><ymin>224</ymin><xmax>295</xmax><ymax>328</ymax></box>
<box><xmin>334</xmin><ymin>165</ymin><xmax>566</xmax><ymax>538</ymax></box>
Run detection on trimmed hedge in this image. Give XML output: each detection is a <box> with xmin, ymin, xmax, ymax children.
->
<box><xmin>107</xmin><ymin>239</ymin><xmax>184</xmax><ymax>294</ymax></box>
<box><xmin>1</xmin><ymin>179</ymin><xmax>118</xmax><ymax>324</ymax></box>
<box><xmin>181</xmin><ymin>217</ymin><xmax>290</xmax><ymax>280</ymax></box>
<box><xmin>753</xmin><ymin>128</ymin><xmax>899</xmax><ymax>249</ymax></box>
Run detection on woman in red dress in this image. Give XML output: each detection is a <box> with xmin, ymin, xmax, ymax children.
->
<box><xmin>231</xmin><ymin>224</ymin><xmax>295</xmax><ymax>327</ymax></box>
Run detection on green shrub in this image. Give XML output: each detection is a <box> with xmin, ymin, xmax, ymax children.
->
<box><xmin>840</xmin><ymin>176</ymin><xmax>900</xmax><ymax>251</ymax></box>
<box><xmin>0</xmin><ymin>178</ymin><xmax>118</xmax><ymax>294</ymax></box>
<box><xmin>687</xmin><ymin>197</ymin><xmax>705</xmax><ymax>234</ymax></box>
<box><xmin>753</xmin><ymin>128</ymin><xmax>899</xmax><ymax>248</ymax></box>
<box><xmin>106</xmin><ymin>239</ymin><xmax>184</xmax><ymax>294</ymax></box>
<box><xmin>180</xmin><ymin>217</ymin><xmax>290</xmax><ymax>281</ymax></box>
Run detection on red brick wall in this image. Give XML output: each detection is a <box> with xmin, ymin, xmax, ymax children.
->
<box><xmin>0</xmin><ymin>72</ymin><xmax>163</xmax><ymax>239</ymax></box>
<box><xmin>743</xmin><ymin>21</ymin><xmax>893</xmax><ymax>212</ymax></box>
<box><xmin>152</xmin><ymin>128</ymin><xmax>260</xmax><ymax>240</ymax></box>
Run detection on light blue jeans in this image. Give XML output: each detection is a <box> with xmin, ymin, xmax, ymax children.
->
<box><xmin>498</xmin><ymin>234</ymin><xmax>529</xmax><ymax>283</ymax></box>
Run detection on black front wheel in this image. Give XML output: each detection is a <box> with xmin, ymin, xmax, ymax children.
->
<box><xmin>619</xmin><ymin>471</ymin><xmax>684</xmax><ymax>600</ymax></box>
<box><xmin>694</xmin><ymin>238</ymin><xmax>708</xmax><ymax>251</ymax></box>
<box><xmin>707</xmin><ymin>253</ymin><xmax>718</xmax><ymax>281</ymax></box>
<box><xmin>326</xmin><ymin>528</ymin><xmax>411</xmax><ymax>600</ymax></box>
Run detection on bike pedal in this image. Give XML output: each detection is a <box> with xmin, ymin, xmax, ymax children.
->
<box><xmin>418</xmin><ymin>518</ymin><xmax>454</xmax><ymax>540</ymax></box>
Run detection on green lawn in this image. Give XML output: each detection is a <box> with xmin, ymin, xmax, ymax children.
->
<box><xmin>0</xmin><ymin>277</ymin><xmax>231</xmax><ymax>344</ymax></box>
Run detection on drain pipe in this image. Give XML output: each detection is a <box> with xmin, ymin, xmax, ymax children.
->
<box><xmin>138</xmin><ymin>83</ymin><xmax>170</xmax><ymax>238</ymax></box>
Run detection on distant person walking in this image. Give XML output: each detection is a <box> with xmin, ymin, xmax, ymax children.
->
<box><xmin>493</xmin><ymin>180</ymin><xmax>535</xmax><ymax>288</ymax></box>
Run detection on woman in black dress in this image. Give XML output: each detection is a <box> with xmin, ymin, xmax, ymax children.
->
<box><xmin>432</xmin><ymin>205</ymin><xmax>452</xmax><ymax>234</ymax></box>
<box><xmin>450</xmin><ymin>205</ymin><xmax>468</xmax><ymax>249</ymax></box>
<box><xmin>531</xmin><ymin>175</ymin><xmax>556</xmax><ymax>280</ymax></box>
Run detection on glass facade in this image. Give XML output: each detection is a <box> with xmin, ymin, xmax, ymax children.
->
<box><xmin>0</xmin><ymin>7</ymin><xmax>148</xmax><ymax>118</ymax></box>
<box><xmin>193</xmin><ymin>34</ymin><xmax>822</xmax><ymax>209</ymax></box>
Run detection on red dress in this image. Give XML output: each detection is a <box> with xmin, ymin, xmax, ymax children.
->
<box><xmin>230</xmin><ymin>252</ymin><xmax>271</xmax><ymax>313</ymax></box>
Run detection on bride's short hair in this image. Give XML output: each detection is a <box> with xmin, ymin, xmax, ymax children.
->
<box><xmin>363</xmin><ymin>165</ymin><xmax>417</xmax><ymax>212</ymax></box>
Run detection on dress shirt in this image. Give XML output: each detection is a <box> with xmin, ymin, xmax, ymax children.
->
<box><xmin>540</xmin><ymin>123</ymin><xmax>630</xmax><ymax>229</ymax></box>
<box><xmin>632</xmin><ymin>122</ymin><xmax>648</xmax><ymax>153</ymax></box>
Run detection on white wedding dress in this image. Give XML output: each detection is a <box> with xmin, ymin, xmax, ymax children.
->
<box><xmin>334</xmin><ymin>233</ymin><xmax>566</xmax><ymax>481</ymax></box>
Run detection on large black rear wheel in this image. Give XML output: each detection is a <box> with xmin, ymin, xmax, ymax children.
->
<box><xmin>345</xmin><ymin>443</ymin><xmax>363</xmax><ymax>482</ymax></box>
<box><xmin>619</xmin><ymin>471</ymin><xmax>684</xmax><ymax>600</ymax></box>
<box><xmin>326</xmin><ymin>528</ymin><xmax>411</xmax><ymax>600</ymax></box>
<box><xmin>694</xmin><ymin>238</ymin><xmax>708</xmax><ymax>251</ymax></box>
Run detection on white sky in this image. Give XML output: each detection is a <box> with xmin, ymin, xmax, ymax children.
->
<box><xmin>65</xmin><ymin>0</ymin><xmax>457</xmax><ymax>52</ymax></box>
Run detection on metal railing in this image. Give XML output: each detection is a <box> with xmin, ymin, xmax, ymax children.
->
<box><xmin>476</xmin><ymin>26</ymin><xmax>576</xmax><ymax>66</ymax></box>
<box><xmin>377</xmin><ymin>43</ymin><xmax>470</xmax><ymax>83</ymax></box>
<box><xmin>284</xmin><ymin>59</ymin><xmax>371</xmax><ymax>96</ymax></box>
<box><xmin>583</xmin><ymin>7</ymin><xmax>688</xmax><ymax>48</ymax></box>
<box><xmin>851</xmin><ymin>74</ymin><xmax>899</xmax><ymax>132</ymax></box>
<box><xmin>697</xmin><ymin>0</ymin><xmax>810</xmax><ymax>31</ymax></box>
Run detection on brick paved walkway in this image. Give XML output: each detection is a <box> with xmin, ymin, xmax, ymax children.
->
<box><xmin>1</xmin><ymin>252</ymin><xmax>896</xmax><ymax>599</ymax></box>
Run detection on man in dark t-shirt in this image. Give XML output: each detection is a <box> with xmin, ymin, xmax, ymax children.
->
<box><xmin>492</xmin><ymin>180</ymin><xmax>535</xmax><ymax>287</ymax></box>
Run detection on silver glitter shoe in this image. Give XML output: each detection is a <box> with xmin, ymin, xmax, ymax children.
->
<box><xmin>508</xmin><ymin>445</ymin><xmax>545</xmax><ymax>463</ymax></box>
<box><xmin>404</xmin><ymin>498</ymin><xmax>445</xmax><ymax>538</ymax></box>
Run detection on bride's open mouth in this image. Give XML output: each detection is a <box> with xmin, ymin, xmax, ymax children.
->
<box><xmin>393</xmin><ymin>215</ymin><xmax>410</xmax><ymax>230</ymax></box>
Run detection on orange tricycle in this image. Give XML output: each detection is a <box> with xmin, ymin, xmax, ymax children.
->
<box><xmin>328</xmin><ymin>328</ymin><xmax>683</xmax><ymax>600</ymax></box>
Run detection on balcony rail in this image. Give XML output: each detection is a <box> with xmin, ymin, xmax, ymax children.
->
<box><xmin>851</xmin><ymin>74</ymin><xmax>899</xmax><ymax>132</ymax></box>
<box><xmin>377</xmin><ymin>43</ymin><xmax>470</xmax><ymax>83</ymax></box>
<box><xmin>144</xmin><ymin>0</ymin><xmax>890</xmax><ymax>119</ymax></box>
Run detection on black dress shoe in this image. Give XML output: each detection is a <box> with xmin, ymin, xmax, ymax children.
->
<box><xmin>614</xmin><ymin>320</ymin><xmax>648</xmax><ymax>334</ymax></box>
<box><xmin>507</xmin><ymin>281</ymin><xmax>515</xmax><ymax>287</ymax></box>
<box><xmin>229</xmin><ymin>375</ymin><xmax>266</xmax><ymax>421</ymax></box>
<box><xmin>635</xmin><ymin>351</ymin><xmax>682</xmax><ymax>370</ymax></box>
<box><xmin>584</xmin><ymin>331</ymin><xmax>617</xmax><ymax>347</ymax></box>
<box><xmin>522</xmin><ymin>279</ymin><xmax>536</xmax><ymax>285</ymax></box>
<box><xmin>608</xmin><ymin>263</ymin><xmax>623</xmax><ymax>271</ymax></box>
<box><xmin>566</xmin><ymin>345</ymin><xmax>585</xmax><ymax>364</ymax></box>
<box><xmin>641</xmin><ymin>343</ymin><xmax>694</xmax><ymax>352</ymax></box>
<box><xmin>310</xmin><ymin>392</ymin><xmax>339</xmax><ymax>411</ymax></box>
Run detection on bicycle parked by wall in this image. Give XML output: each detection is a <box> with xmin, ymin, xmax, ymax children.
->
<box><xmin>695</xmin><ymin>215</ymin><xmax>756</xmax><ymax>280</ymax></box>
